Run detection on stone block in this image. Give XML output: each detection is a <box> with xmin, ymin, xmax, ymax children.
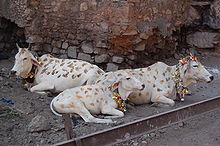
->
<box><xmin>27</xmin><ymin>115</ymin><xmax>50</xmax><ymax>132</ymax></box>
<box><xmin>95</xmin><ymin>54</ymin><xmax>110</xmax><ymax>63</ymax></box>
<box><xmin>78</xmin><ymin>53</ymin><xmax>91</xmax><ymax>62</ymax></box>
<box><xmin>106</xmin><ymin>63</ymin><xmax>119</xmax><ymax>71</ymax></box>
<box><xmin>81</xmin><ymin>42</ymin><xmax>93</xmax><ymax>54</ymax></box>
<box><xmin>51</xmin><ymin>40</ymin><xmax>62</xmax><ymax>48</ymax></box>
<box><xmin>187</xmin><ymin>32</ymin><xmax>220</xmax><ymax>48</ymax></box>
<box><xmin>62</xmin><ymin>42</ymin><xmax>69</xmax><ymax>49</ymax></box>
<box><xmin>67</xmin><ymin>46</ymin><xmax>77</xmax><ymax>58</ymax></box>
<box><xmin>112</xmin><ymin>56</ymin><xmax>124</xmax><ymax>63</ymax></box>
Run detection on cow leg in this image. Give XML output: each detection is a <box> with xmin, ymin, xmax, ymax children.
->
<box><xmin>30</xmin><ymin>82</ymin><xmax>54</xmax><ymax>94</ymax></box>
<box><xmin>101</xmin><ymin>106</ymin><xmax>124</xmax><ymax>119</ymax></box>
<box><xmin>76</xmin><ymin>106</ymin><xmax>114</xmax><ymax>124</ymax></box>
<box><xmin>151</xmin><ymin>95</ymin><xmax>175</xmax><ymax>106</ymax></box>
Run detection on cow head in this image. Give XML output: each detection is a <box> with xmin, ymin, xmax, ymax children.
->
<box><xmin>11</xmin><ymin>43</ymin><xmax>41</xmax><ymax>78</ymax></box>
<box><xmin>179</xmin><ymin>56</ymin><xmax>214</xmax><ymax>85</ymax></box>
<box><xmin>104</xmin><ymin>72</ymin><xmax>145</xmax><ymax>100</ymax></box>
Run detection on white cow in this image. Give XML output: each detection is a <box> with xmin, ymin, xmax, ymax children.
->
<box><xmin>11</xmin><ymin>44</ymin><xmax>105</xmax><ymax>95</ymax></box>
<box><xmin>111</xmin><ymin>56</ymin><xmax>214</xmax><ymax>106</ymax></box>
<box><xmin>50</xmin><ymin>72</ymin><xmax>145</xmax><ymax>123</ymax></box>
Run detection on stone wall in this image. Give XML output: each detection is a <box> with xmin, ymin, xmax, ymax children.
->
<box><xmin>0</xmin><ymin>0</ymin><xmax>219</xmax><ymax>70</ymax></box>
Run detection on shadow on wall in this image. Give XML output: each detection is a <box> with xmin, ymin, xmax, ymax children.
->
<box><xmin>0</xmin><ymin>17</ymin><xmax>27</xmax><ymax>60</ymax></box>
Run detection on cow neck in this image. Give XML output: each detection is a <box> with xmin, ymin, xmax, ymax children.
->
<box><xmin>172</xmin><ymin>62</ymin><xmax>189</xmax><ymax>98</ymax></box>
<box><xmin>108</xmin><ymin>82</ymin><xmax>127</xmax><ymax>112</ymax></box>
<box><xmin>24</xmin><ymin>64</ymin><xmax>38</xmax><ymax>83</ymax></box>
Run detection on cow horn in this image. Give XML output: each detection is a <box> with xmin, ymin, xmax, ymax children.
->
<box><xmin>16</xmin><ymin>43</ymin><xmax>21</xmax><ymax>49</ymax></box>
<box><xmin>27</xmin><ymin>43</ymin><xmax>31</xmax><ymax>50</ymax></box>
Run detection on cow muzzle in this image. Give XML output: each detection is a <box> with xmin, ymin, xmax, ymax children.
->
<box><xmin>207</xmin><ymin>76</ymin><xmax>214</xmax><ymax>83</ymax></box>
<box><xmin>10</xmin><ymin>70</ymin><xmax>17</xmax><ymax>77</ymax></box>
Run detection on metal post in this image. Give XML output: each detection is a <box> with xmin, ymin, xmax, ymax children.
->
<box><xmin>62</xmin><ymin>114</ymin><xmax>75</xmax><ymax>140</ymax></box>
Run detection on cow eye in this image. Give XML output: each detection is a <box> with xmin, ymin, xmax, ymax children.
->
<box><xmin>193</xmin><ymin>65</ymin><xmax>198</xmax><ymax>67</ymax></box>
<box><xmin>23</xmin><ymin>58</ymin><xmax>27</xmax><ymax>61</ymax></box>
<box><xmin>126</xmin><ymin>77</ymin><xmax>131</xmax><ymax>80</ymax></box>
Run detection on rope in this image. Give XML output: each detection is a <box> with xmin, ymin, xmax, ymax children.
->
<box><xmin>0</xmin><ymin>97</ymin><xmax>14</xmax><ymax>105</ymax></box>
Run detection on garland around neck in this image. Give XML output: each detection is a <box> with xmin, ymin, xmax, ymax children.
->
<box><xmin>108</xmin><ymin>81</ymin><xmax>127</xmax><ymax>112</ymax></box>
<box><xmin>172</xmin><ymin>56</ymin><xmax>197</xmax><ymax>98</ymax></box>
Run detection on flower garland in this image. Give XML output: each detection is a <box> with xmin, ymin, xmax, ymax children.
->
<box><xmin>112</xmin><ymin>93</ymin><xmax>126</xmax><ymax>112</ymax></box>
<box><xmin>108</xmin><ymin>82</ymin><xmax>126</xmax><ymax>112</ymax></box>
<box><xmin>172</xmin><ymin>56</ymin><xmax>197</xmax><ymax>100</ymax></box>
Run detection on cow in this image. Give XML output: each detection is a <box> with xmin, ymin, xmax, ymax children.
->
<box><xmin>110</xmin><ymin>56</ymin><xmax>214</xmax><ymax>106</ymax></box>
<box><xmin>50</xmin><ymin>72</ymin><xmax>145</xmax><ymax>123</ymax></box>
<box><xmin>10</xmin><ymin>44</ymin><xmax>105</xmax><ymax>95</ymax></box>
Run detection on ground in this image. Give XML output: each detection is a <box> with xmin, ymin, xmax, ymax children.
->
<box><xmin>0</xmin><ymin>53</ymin><xmax>220</xmax><ymax>145</ymax></box>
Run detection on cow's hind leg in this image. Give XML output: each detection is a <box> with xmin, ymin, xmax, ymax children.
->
<box><xmin>101</xmin><ymin>106</ymin><xmax>124</xmax><ymax>119</ymax></box>
<box><xmin>151</xmin><ymin>95</ymin><xmax>175</xmax><ymax>106</ymax></box>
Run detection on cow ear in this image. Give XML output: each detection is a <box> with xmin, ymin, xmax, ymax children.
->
<box><xmin>31</xmin><ymin>57</ymin><xmax>41</xmax><ymax>67</ymax></box>
<box><xmin>16</xmin><ymin>43</ymin><xmax>23</xmax><ymax>52</ymax></box>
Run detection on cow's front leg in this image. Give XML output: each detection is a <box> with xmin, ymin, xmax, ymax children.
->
<box><xmin>101</xmin><ymin>106</ymin><xmax>124</xmax><ymax>119</ymax></box>
<box><xmin>30</xmin><ymin>82</ymin><xmax>54</xmax><ymax>94</ymax></box>
<box><xmin>151</xmin><ymin>95</ymin><xmax>175</xmax><ymax>106</ymax></box>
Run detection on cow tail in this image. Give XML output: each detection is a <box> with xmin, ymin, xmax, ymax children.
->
<box><xmin>50</xmin><ymin>98</ymin><xmax>62</xmax><ymax>117</ymax></box>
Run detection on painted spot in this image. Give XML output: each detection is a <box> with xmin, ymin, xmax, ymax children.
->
<box><xmin>57</xmin><ymin>75</ymin><xmax>61</xmax><ymax>78</ymax></box>
<box><xmin>80</xmin><ymin>88</ymin><xmax>84</xmax><ymax>92</ymax></box>
<box><xmin>162</xmin><ymin>72</ymin><xmax>166</xmax><ymax>76</ymax></box>
<box><xmin>95</xmin><ymin>88</ymin><xmax>99</xmax><ymax>92</ymax></box>
<box><xmin>77</xmin><ymin>74</ymin><xmax>81</xmax><ymax>78</ymax></box>
<box><xmin>153</xmin><ymin>84</ymin><xmax>156</xmax><ymax>88</ymax></box>
<box><xmin>147</xmin><ymin>80</ymin><xmax>151</xmax><ymax>84</ymax></box>
<box><xmin>52</xmin><ymin>69</ymin><xmax>56</xmax><ymax>75</ymax></box>
<box><xmin>60</xmin><ymin>104</ymin><xmax>65</xmax><ymax>108</ymax></box>
<box><xmin>139</xmin><ymin>93</ymin><xmax>142</xmax><ymax>96</ymax></box>
<box><xmin>166</xmin><ymin>67</ymin><xmax>172</xmax><ymax>72</ymax></box>
<box><xmin>60</xmin><ymin>63</ymin><xmax>65</xmax><ymax>66</ymax></box>
<box><xmin>96</xmin><ymin>99</ymin><xmax>99</xmax><ymax>103</ymax></box>
<box><xmin>139</xmin><ymin>73</ymin><xmax>143</xmax><ymax>76</ymax></box>
<box><xmin>52</xmin><ymin>65</ymin><xmax>56</xmax><ymax>69</ymax></box>
<box><xmin>68</xmin><ymin>102</ymin><xmax>75</xmax><ymax>108</ymax></box>
<box><xmin>100</xmin><ymin>97</ymin><xmax>103</xmax><ymax>101</ymax></box>
<box><xmin>70</xmin><ymin>68</ymin><xmax>74</xmax><ymax>72</ymax></box>
<box><xmin>76</xmin><ymin>95</ymin><xmax>82</xmax><ymax>99</ymax></box>
<box><xmin>146</xmin><ymin>92</ymin><xmax>150</xmax><ymax>96</ymax></box>
<box><xmin>166</xmin><ymin>77</ymin><xmax>170</xmax><ymax>81</ymax></box>
<box><xmin>157</xmin><ymin>88</ymin><xmax>162</xmax><ymax>92</ymax></box>
<box><xmin>153</xmin><ymin>76</ymin><xmax>157</xmax><ymax>80</ymax></box>
<box><xmin>47</xmin><ymin>72</ymin><xmax>51</xmax><ymax>75</ymax></box>
<box><xmin>86</xmin><ymin>95</ymin><xmax>91</xmax><ymax>98</ymax></box>
<box><xmin>105</xmin><ymin>101</ymin><xmax>108</xmax><ymax>104</ymax></box>
<box><xmin>84</xmin><ymin>69</ymin><xmax>88</xmax><ymax>73</ymax></box>
<box><xmin>94</xmin><ymin>92</ymin><xmax>98</xmax><ymax>95</ymax></box>
<box><xmin>90</xmin><ymin>103</ymin><xmax>95</xmax><ymax>106</ymax></box>
<box><xmin>67</xmin><ymin>63</ymin><xmax>74</xmax><ymax>68</ymax></box>
<box><xmin>97</xmin><ymin>70</ymin><xmax>103</xmax><ymax>74</ymax></box>
<box><xmin>87</xmin><ymin>88</ymin><xmax>92</xmax><ymax>90</ymax></box>
<box><xmin>62</xmin><ymin>69</ymin><xmax>68</xmax><ymax>72</ymax></box>
<box><xmin>160</xmin><ymin>80</ymin><xmax>164</xmax><ymax>84</ymax></box>
<box><xmin>75</xmin><ymin>91</ymin><xmax>80</xmax><ymax>94</ymax></box>
<box><xmin>62</xmin><ymin>72</ymin><xmax>69</xmax><ymax>78</ymax></box>
<box><xmin>75</xmin><ymin>67</ymin><xmax>79</xmax><ymax>71</ymax></box>
<box><xmin>97</xmin><ymin>80</ymin><xmax>101</xmax><ymax>83</ymax></box>
<box><xmin>85</xmin><ymin>91</ymin><xmax>88</xmax><ymax>94</ymax></box>
<box><xmin>67</xmin><ymin>61</ymin><xmax>71</xmax><ymax>64</ymax></box>
<box><xmin>147</xmin><ymin>67</ymin><xmax>151</xmax><ymax>71</ymax></box>
<box><xmin>82</xmin><ymin>63</ymin><xmax>87</xmax><ymax>67</ymax></box>
<box><xmin>43</xmin><ymin>58</ymin><xmax>48</xmax><ymax>62</ymax></box>
<box><xmin>117</xmin><ymin>73</ymin><xmax>122</xmax><ymax>76</ymax></box>
<box><xmin>41</xmin><ymin>68</ymin><xmax>47</xmax><ymax>74</ymax></box>
<box><xmin>61</xmin><ymin>59</ymin><xmax>65</xmax><ymax>62</ymax></box>
<box><xmin>55</xmin><ymin>71</ymin><xmax>59</xmax><ymax>74</ymax></box>
<box><xmin>155</xmin><ymin>68</ymin><xmax>158</xmax><ymax>73</ymax></box>
<box><xmin>72</xmin><ymin>75</ymin><xmax>75</xmax><ymax>79</ymax></box>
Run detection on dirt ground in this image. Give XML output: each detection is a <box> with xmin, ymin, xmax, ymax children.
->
<box><xmin>1</xmin><ymin>53</ymin><xmax>220</xmax><ymax>145</ymax></box>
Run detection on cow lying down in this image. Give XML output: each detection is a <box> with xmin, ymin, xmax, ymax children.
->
<box><xmin>10</xmin><ymin>44</ymin><xmax>104</xmax><ymax>95</ymax></box>
<box><xmin>50</xmin><ymin>72</ymin><xmax>145</xmax><ymax>123</ymax></box>
<box><xmin>113</xmin><ymin>56</ymin><xmax>214</xmax><ymax>106</ymax></box>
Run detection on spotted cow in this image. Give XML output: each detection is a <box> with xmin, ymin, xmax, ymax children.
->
<box><xmin>111</xmin><ymin>56</ymin><xmax>214</xmax><ymax>106</ymax></box>
<box><xmin>11</xmin><ymin>44</ymin><xmax>105</xmax><ymax>95</ymax></box>
<box><xmin>50</xmin><ymin>72</ymin><xmax>145</xmax><ymax>123</ymax></box>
